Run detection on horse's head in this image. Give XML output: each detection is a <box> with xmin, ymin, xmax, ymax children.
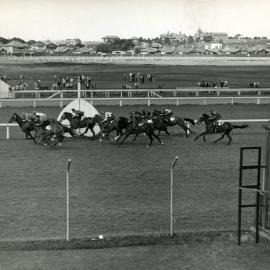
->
<box><xmin>93</xmin><ymin>114</ymin><xmax>103</xmax><ymax>123</ymax></box>
<box><xmin>197</xmin><ymin>114</ymin><xmax>209</xmax><ymax>125</ymax></box>
<box><xmin>8</xmin><ymin>113</ymin><xmax>17</xmax><ymax>123</ymax></box>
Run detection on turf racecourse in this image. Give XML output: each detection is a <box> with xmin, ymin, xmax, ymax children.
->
<box><xmin>0</xmin><ymin>104</ymin><xmax>269</xmax><ymax>241</ymax></box>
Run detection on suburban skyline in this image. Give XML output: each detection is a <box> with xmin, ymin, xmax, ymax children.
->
<box><xmin>0</xmin><ymin>0</ymin><xmax>269</xmax><ymax>41</ymax></box>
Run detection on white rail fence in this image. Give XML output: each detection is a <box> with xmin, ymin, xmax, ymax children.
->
<box><xmin>2</xmin><ymin>119</ymin><xmax>269</xmax><ymax>140</ymax></box>
<box><xmin>1</xmin><ymin>88</ymin><xmax>269</xmax><ymax>107</ymax></box>
<box><xmin>10</xmin><ymin>88</ymin><xmax>270</xmax><ymax>99</ymax></box>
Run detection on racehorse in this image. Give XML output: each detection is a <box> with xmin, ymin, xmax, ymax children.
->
<box><xmin>93</xmin><ymin>114</ymin><xmax>127</xmax><ymax>141</ymax></box>
<box><xmin>8</xmin><ymin>113</ymin><xmax>36</xmax><ymax>141</ymax></box>
<box><xmin>33</xmin><ymin>118</ymin><xmax>75</xmax><ymax>147</ymax></box>
<box><xmin>60</xmin><ymin>112</ymin><xmax>98</xmax><ymax>137</ymax></box>
<box><xmin>194</xmin><ymin>113</ymin><xmax>248</xmax><ymax>144</ymax></box>
<box><xmin>118</xmin><ymin>119</ymin><xmax>163</xmax><ymax>147</ymax></box>
<box><xmin>152</xmin><ymin>110</ymin><xmax>195</xmax><ymax>137</ymax></box>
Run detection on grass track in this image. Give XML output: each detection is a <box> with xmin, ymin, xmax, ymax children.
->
<box><xmin>0</xmin><ymin>104</ymin><xmax>269</xmax><ymax>240</ymax></box>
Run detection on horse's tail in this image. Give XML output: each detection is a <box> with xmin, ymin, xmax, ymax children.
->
<box><xmin>232</xmin><ymin>124</ymin><xmax>249</xmax><ymax>129</ymax></box>
<box><xmin>184</xmin><ymin>118</ymin><xmax>196</xmax><ymax>125</ymax></box>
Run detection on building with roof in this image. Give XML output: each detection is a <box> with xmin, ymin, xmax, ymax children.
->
<box><xmin>102</xmin><ymin>35</ymin><xmax>120</xmax><ymax>43</ymax></box>
<box><xmin>204</xmin><ymin>32</ymin><xmax>228</xmax><ymax>43</ymax></box>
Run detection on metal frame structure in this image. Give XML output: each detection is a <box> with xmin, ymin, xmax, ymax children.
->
<box><xmin>238</xmin><ymin>146</ymin><xmax>262</xmax><ymax>245</ymax></box>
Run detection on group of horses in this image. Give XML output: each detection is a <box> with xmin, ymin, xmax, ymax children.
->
<box><xmin>9</xmin><ymin>109</ymin><xmax>249</xmax><ymax>147</ymax></box>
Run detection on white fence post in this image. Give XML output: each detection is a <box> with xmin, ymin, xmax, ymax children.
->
<box><xmin>6</xmin><ymin>126</ymin><xmax>10</xmax><ymax>139</ymax></box>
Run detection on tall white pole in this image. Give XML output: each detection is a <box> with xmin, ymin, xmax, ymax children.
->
<box><xmin>170</xmin><ymin>156</ymin><xmax>179</xmax><ymax>237</ymax></box>
<box><xmin>66</xmin><ymin>158</ymin><xmax>72</xmax><ymax>241</ymax></box>
<box><xmin>77</xmin><ymin>76</ymin><xmax>81</xmax><ymax>111</ymax></box>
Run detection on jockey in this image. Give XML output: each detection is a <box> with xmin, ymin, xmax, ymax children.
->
<box><xmin>102</xmin><ymin>112</ymin><xmax>115</xmax><ymax>127</ymax></box>
<box><xmin>32</xmin><ymin>111</ymin><xmax>49</xmax><ymax>126</ymax></box>
<box><xmin>159</xmin><ymin>107</ymin><xmax>172</xmax><ymax>123</ymax></box>
<box><xmin>140</xmin><ymin>108</ymin><xmax>151</xmax><ymax>120</ymax></box>
<box><xmin>161</xmin><ymin>107</ymin><xmax>172</xmax><ymax>115</ymax></box>
<box><xmin>71</xmin><ymin>108</ymin><xmax>84</xmax><ymax>121</ymax></box>
<box><xmin>209</xmin><ymin>109</ymin><xmax>222</xmax><ymax>130</ymax></box>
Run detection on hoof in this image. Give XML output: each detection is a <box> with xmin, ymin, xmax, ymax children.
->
<box><xmin>160</xmin><ymin>142</ymin><xmax>164</xmax><ymax>145</ymax></box>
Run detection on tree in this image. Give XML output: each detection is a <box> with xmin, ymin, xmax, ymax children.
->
<box><xmin>187</xmin><ymin>35</ymin><xmax>194</xmax><ymax>44</ymax></box>
<box><xmin>134</xmin><ymin>47</ymin><xmax>140</xmax><ymax>55</ymax></box>
<box><xmin>164</xmin><ymin>37</ymin><xmax>171</xmax><ymax>45</ymax></box>
<box><xmin>203</xmin><ymin>35</ymin><xmax>213</xmax><ymax>42</ymax></box>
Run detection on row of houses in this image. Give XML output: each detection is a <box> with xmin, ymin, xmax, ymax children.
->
<box><xmin>0</xmin><ymin>39</ymin><xmax>96</xmax><ymax>56</ymax></box>
<box><xmin>1</xmin><ymin>35</ymin><xmax>270</xmax><ymax>56</ymax></box>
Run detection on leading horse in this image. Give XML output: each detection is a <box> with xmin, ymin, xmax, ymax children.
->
<box><xmin>194</xmin><ymin>113</ymin><xmax>248</xmax><ymax>144</ymax></box>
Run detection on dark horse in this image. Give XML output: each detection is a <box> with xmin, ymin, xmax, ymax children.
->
<box><xmin>152</xmin><ymin>110</ymin><xmax>195</xmax><ymax>137</ymax></box>
<box><xmin>118</xmin><ymin>119</ymin><xmax>163</xmax><ymax>146</ymax></box>
<box><xmin>33</xmin><ymin>118</ymin><xmax>75</xmax><ymax>147</ymax></box>
<box><xmin>9</xmin><ymin>113</ymin><xmax>36</xmax><ymax>141</ymax></box>
<box><xmin>60</xmin><ymin>112</ymin><xmax>98</xmax><ymax>137</ymax></box>
<box><xmin>194</xmin><ymin>113</ymin><xmax>248</xmax><ymax>144</ymax></box>
<box><xmin>94</xmin><ymin>114</ymin><xmax>128</xmax><ymax>141</ymax></box>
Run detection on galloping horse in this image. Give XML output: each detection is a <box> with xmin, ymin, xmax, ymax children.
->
<box><xmin>118</xmin><ymin>119</ymin><xmax>163</xmax><ymax>147</ymax></box>
<box><xmin>8</xmin><ymin>113</ymin><xmax>36</xmax><ymax>141</ymax></box>
<box><xmin>60</xmin><ymin>112</ymin><xmax>98</xmax><ymax>137</ymax></box>
<box><xmin>94</xmin><ymin>114</ymin><xmax>127</xmax><ymax>141</ymax></box>
<box><xmin>152</xmin><ymin>110</ymin><xmax>195</xmax><ymax>137</ymax></box>
<box><xmin>194</xmin><ymin>113</ymin><xmax>248</xmax><ymax>144</ymax></box>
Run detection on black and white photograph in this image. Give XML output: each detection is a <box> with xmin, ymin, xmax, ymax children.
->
<box><xmin>0</xmin><ymin>0</ymin><xmax>270</xmax><ymax>269</ymax></box>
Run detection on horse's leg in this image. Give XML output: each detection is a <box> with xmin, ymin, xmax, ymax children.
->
<box><xmin>27</xmin><ymin>132</ymin><xmax>37</xmax><ymax>143</ymax></box>
<box><xmin>176</xmin><ymin>119</ymin><xmax>193</xmax><ymax>136</ymax></box>
<box><xmin>80</xmin><ymin>126</ymin><xmax>89</xmax><ymax>136</ymax></box>
<box><xmin>152</xmin><ymin>132</ymin><xmax>163</xmax><ymax>145</ymax></box>
<box><xmin>194</xmin><ymin>132</ymin><xmax>206</xmax><ymax>141</ymax></box>
<box><xmin>114</xmin><ymin>129</ymin><xmax>121</xmax><ymax>141</ymax></box>
<box><xmin>147</xmin><ymin>133</ymin><xmax>154</xmax><ymax>147</ymax></box>
<box><xmin>214</xmin><ymin>132</ymin><xmax>226</xmax><ymax>143</ymax></box>
<box><xmin>203</xmin><ymin>134</ymin><xmax>206</xmax><ymax>142</ymax></box>
<box><xmin>119</xmin><ymin>133</ymin><xmax>130</xmax><ymax>146</ymax></box>
<box><xmin>226</xmin><ymin>132</ymin><xmax>232</xmax><ymax>145</ymax></box>
<box><xmin>132</xmin><ymin>132</ymin><xmax>139</xmax><ymax>141</ymax></box>
<box><xmin>165</xmin><ymin>128</ymin><xmax>171</xmax><ymax>136</ymax></box>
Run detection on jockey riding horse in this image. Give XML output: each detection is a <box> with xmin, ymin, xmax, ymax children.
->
<box><xmin>194</xmin><ymin>111</ymin><xmax>248</xmax><ymax>144</ymax></box>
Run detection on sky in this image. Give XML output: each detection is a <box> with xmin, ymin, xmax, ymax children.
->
<box><xmin>0</xmin><ymin>0</ymin><xmax>270</xmax><ymax>41</ymax></box>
